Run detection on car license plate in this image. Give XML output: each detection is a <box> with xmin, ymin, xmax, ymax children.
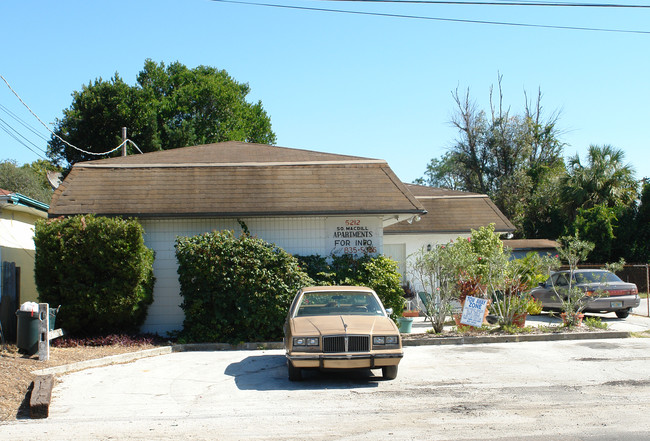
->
<box><xmin>610</xmin><ymin>301</ymin><xmax>623</xmax><ymax>308</ymax></box>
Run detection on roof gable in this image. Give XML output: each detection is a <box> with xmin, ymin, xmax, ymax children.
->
<box><xmin>50</xmin><ymin>142</ymin><xmax>425</xmax><ymax>218</ymax></box>
<box><xmin>385</xmin><ymin>184</ymin><xmax>515</xmax><ymax>234</ymax></box>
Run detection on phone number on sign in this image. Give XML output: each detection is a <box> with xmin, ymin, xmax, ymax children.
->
<box><xmin>343</xmin><ymin>246</ymin><xmax>377</xmax><ymax>254</ymax></box>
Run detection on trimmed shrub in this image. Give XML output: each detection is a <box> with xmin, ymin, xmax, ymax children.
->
<box><xmin>34</xmin><ymin>215</ymin><xmax>155</xmax><ymax>335</ymax></box>
<box><xmin>175</xmin><ymin>230</ymin><xmax>313</xmax><ymax>343</ymax></box>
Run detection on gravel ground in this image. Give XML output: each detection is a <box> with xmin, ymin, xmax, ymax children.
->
<box><xmin>0</xmin><ymin>343</ymin><xmax>157</xmax><ymax>422</ymax></box>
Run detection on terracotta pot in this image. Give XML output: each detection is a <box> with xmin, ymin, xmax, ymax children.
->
<box><xmin>512</xmin><ymin>312</ymin><xmax>527</xmax><ymax>328</ymax></box>
<box><xmin>402</xmin><ymin>310</ymin><xmax>420</xmax><ymax>317</ymax></box>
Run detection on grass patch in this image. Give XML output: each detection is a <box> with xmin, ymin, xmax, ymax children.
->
<box><xmin>584</xmin><ymin>316</ymin><xmax>608</xmax><ymax>330</ymax></box>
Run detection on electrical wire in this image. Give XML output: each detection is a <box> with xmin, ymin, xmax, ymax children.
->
<box><xmin>1</xmin><ymin>75</ymin><xmax>141</xmax><ymax>157</ymax></box>
<box><xmin>210</xmin><ymin>0</ymin><xmax>650</xmax><ymax>34</ymax></box>
<box><xmin>314</xmin><ymin>0</ymin><xmax>650</xmax><ymax>7</ymax></box>
<box><xmin>0</xmin><ymin>118</ymin><xmax>48</xmax><ymax>160</ymax></box>
<box><xmin>0</xmin><ymin>103</ymin><xmax>48</xmax><ymax>142</ymax></box>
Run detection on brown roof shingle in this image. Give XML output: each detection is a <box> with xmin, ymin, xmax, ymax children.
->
<box><xmin>49</xmin><ymin>142</ymin><xmax>425</xmax><ymax>218</ymax></box>
<box><xmin>384</xmin><ymin>184</ymin><xmax>515</xmax><ymax>234</ymax></box>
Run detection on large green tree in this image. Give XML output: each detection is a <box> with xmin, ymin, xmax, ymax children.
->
<box><xmin>418</xmin><ymin>77</ymin><xmax>565</xmax><ymax>238</ymax></box>
<box><xmin>560</xmin><ymin>145</ymin><xmax>637</xmax><ymax>217</ymax></box>
<box><xmin>47</xmin><ymin>60</ymin><xmax>276</xmax><ymax>166</ymax></box>
<box><xmin>561</xmin><ymin>145</ymin><xmax>639</xmax><ymax>263</ymax></box>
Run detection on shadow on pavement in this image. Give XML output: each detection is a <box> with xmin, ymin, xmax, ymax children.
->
<box><xmin>224</xmin><ymin>354</ymin><xmax>382</xmax><ymax>391</ymax></box>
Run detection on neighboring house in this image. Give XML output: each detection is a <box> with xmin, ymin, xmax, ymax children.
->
<box><xmin>48</xmin><ymin>142</ymin><xmax>426</xmax><ymax>334</ymax></box>
<box><xmin>384</xmin><ymin>184</ymin><xmax>515</xmax><ymax>290</ymax></box>
<box><xmin>0</xmin><ymin>190</ymin><xmax>49</xmax><ymax>340</ymax></box>
<box><xmin>502</xmin><ymin>239</ymin><xmax>560</xmax><ymax>259</ymax></box>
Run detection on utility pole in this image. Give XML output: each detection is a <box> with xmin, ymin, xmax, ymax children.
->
<box><xmin>122</xmin><ymin>127</ymin><xmax>127</xmax><ymax>156</ymax></box>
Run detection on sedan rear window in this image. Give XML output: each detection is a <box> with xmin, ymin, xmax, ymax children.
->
<box><xmin>574</xmin><ymin>271</ymin><xmax>622</xmax><ymax>284</ymax></box>
<box><xmin>295</xmin><ymin>292</ymin><xmax>384</xmax><ymax>317</ymax></box>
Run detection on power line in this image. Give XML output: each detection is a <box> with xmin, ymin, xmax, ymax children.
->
<box><xmin>0</xmin><ymin>74</ymin><xmax>141</xmax><ymax>158</ymax></box>
<box><xmin>314</xmin><ymin>0</ymin><xmax>650</xmax><ymax>7</ymax></box>
<box><xmin>0</xmin><ymin>118</ymin><xmax>48</xmax><ymax>160</ymax></box>
<box><xmin>210</xmin><ymin>0</ymin><xmax>650</xmax><ymax>34</ymax></box>
<box><xmin>0</xmin><ymin>103</ymin><xmax>49</xmax><ymax>142</ymax></box>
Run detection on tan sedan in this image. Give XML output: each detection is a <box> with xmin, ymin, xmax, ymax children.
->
<box><xmin>284</xmin><ymin>286</ymin><xmax>403</xmax><ymax>381</ymax></box>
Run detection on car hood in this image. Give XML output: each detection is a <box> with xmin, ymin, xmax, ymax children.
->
<box><xmin>290</xmin><ymin>316</ymin><xmax>398</xmax><ymax>336</ymax></box>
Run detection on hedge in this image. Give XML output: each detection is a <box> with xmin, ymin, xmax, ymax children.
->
<box><xmin>175</xmin><ymin>230</ymin><xmax>313</xmax><ymax>343</ymax></box>
<box><xmin>34</xmin><ymin>215</ymin><xmax>155</xmax><ymax>335</ymax></box>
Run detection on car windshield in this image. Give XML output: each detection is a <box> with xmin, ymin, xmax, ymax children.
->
<box><xmin>574</xmin><ymin>271</ymin><xmax>622</xmax><ymax>284</ymax></box>
<box><xmin>295</xmin><ymin>292</ymin><xmax>385</xmax><ymax>317</ymax></box>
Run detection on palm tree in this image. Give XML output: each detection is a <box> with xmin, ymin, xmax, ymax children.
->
<box><xmin>561</xmin><ymin>145</ymin><xmax>638</xmax><ymax>217</ymax></box>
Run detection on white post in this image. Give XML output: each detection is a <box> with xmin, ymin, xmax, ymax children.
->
<box><xmin>38</xmin><ymin>303</ymin><xmax>49</xmax><ymax>361</ymax></box>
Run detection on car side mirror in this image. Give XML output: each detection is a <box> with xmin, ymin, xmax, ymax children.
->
<box><xmin>385</xmin><ymin>308</ymin><xmax>393</xmax><ymax>315</ymax></box>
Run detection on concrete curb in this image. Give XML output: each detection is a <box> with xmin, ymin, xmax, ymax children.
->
<box><xmin>402</xmin><ymin>330</ymin><xmax>631</xmax><ymax>346</ymax></box>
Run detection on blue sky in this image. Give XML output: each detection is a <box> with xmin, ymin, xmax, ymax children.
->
<box><xmin>1</xmin><ymin>0</ymin><xmax>648</xmax><ymax>185</ymax></box>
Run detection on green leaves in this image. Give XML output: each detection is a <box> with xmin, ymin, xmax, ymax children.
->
<box><xmin>175</xmin><ymin>231</ymin><xmax>313</xmax><ymax>343</ymax></box>
<box><xmin>48</xmin><ymin>59</ymin><xmax>276</xmax><ymax>166</ymax></box>
<box><xmin>33</xmin><ymin>215</ymin><xmax>155</xmax><ymax>335</ymax></box>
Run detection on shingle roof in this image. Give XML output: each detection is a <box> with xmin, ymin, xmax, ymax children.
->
<box><xmin>384</xmin><ymin>184</ymin><xmax>515</xmax><ymax>234</ymax></box>
<box><xmin>49</xmin><ymin>142</ymin><xmax>426</xmax><ymax>218</ymax></box>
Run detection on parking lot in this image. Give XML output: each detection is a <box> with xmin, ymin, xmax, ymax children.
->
<box><xmin>3</xmin><ymin>334</ymin><xmax>650</xmax><ymax>440</ymax></box>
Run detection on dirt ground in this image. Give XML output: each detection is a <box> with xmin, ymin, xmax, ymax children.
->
<box><xmin>0</xmin><ymin>343</ymin><xmax>157</xmax><ymax>422</ymax></box>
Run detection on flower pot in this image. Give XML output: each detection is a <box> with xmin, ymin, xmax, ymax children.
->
<box><xmin>402</xmin><ymin>310</ymin><xmax>419</xmax><ymax>318</ymax></box>
<box><xmin>512</xmin><ymin>313</ymin><xmax>527</xmax><ymax>328</ymax></box>
<box><xmin>397</xmin><ymin>317</ymin><xmax>414</xmax><ymax>333</ymax></box>
<box><xmin>561</xmin><ymin>312</ymin><xmax>584</xmax><ymax>326</ymax></box>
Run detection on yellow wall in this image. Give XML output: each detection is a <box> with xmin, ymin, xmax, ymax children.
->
<box><xmin>1</xmin><ymin>246</ymin><xmax>39</xmax><ymax>303</ymax></box>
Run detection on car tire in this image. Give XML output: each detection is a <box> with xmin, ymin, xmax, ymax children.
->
<box><xmin>288</xmin><ymin>361</ymin><xmax>302</xmax><ymax>381</ymax></box>
<box><xmin>382</xmin><ymin>365</ymin><xmax>398</xmax><ymax>380</ymax></box>
<box><xmin>615</xmin><ymin>310</ymin><xmax>630</xmax><ymax>319</ymax></box>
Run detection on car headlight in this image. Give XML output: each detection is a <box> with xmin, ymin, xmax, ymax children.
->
<box><xmin>385</xmin><ymin>336</ymin><xmax>398</xmax><ymax>345</ymax></box>
<box><xmin>293</xmin><ymin>337</ymin><xmax>319</xmax><ymax>346</ymax></box>
<box><xmin>373</xmin><ymin>336</ymin><xmax>399</xmax><ymax>346</ymax></box>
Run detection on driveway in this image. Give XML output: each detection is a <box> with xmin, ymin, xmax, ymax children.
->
<box><xmin>3</xmin><ymin>338</ymin><xmax>650</xmax><ymax>440</ymax></box>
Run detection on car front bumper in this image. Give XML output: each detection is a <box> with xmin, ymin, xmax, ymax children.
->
<box><xmin>287</xmin><ymin>351</ymin><xmax>403</xmax><ymax>369</ymax></box>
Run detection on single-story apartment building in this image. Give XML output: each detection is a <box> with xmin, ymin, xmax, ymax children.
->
<box><xmin>48</xmin><ymin>141</ymin><xmax>427</xmax><ymax>334</ymax></box>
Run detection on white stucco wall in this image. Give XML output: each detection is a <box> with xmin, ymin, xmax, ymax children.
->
<box><xmin>383</xmin><ymin>232</ymin><xmax>471</xmax><ymax>292</ymax></box>
<box><xmin>139</xmin><ymin>216</ymin><xmax>384</xmax><ymax>335</ymax></box>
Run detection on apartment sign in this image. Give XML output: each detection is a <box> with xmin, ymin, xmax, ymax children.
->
<box><xmin>327</xmin><ymin>217</ymin><xmax>380</xmax><ymax>256</ymax></box>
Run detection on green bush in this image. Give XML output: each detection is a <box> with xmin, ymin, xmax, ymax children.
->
<box><xmin>34</xmin><ymin>215</ymin><xmax>155</xmax><ymax>335</ymax></box>
<box><xmin>296</xmin><ymin>253</ymin><xmax>405</xmax><ymax>320</ymax></box>
<box><xmin>175</xmin><ymin>230</ymin><xmax>313</xmax><ymax>343</ymax></box>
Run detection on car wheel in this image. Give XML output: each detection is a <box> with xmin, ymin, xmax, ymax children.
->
<box><xmin>615</xmin><ymin>310</ymin><xmax>630</xmax><ymax>319</ymax></box>
<box><xmin>288</xmin><ymin>361</ymin><xmax>302</xmax><ymax>381</ymax></box>
<box><xmin>382</xmin><ymin>365</ymin><xmax>398</xmax><ymax>380</ymax></box>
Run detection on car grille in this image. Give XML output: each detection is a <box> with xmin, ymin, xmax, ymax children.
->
<box><xmin>323</xmin><ymin>335</ymin><xmax>370</xmax><ymax>353</ymax></box>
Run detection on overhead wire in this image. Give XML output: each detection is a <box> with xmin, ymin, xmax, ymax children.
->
<box><xmin>0</xmin><ymin>103</ymin><xmax>49</xmax><ymax>142</ymax></box>
<box><xmin>311</xmin><ymin>0</ymin><xmax>650</xmax><ymax>7</ymax></box>
<box><xmin>1</xmin><ymin>74</ymin><xmax>142</xmax><ymax>158</ymax></box>
<box><xmin>0</xmin><ymin>118</ymin><xmax>48</xmax><ymax>160</ymax></box>
<box><xmin>209</xmin><ymin>0</ymin><xmax>650</xmax><ymax>34</ymax></box>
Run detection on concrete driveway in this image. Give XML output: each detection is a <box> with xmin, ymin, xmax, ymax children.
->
<box><xmin>4</xmin><ymin>336</ymin><xmax>650</xmax><ymax>440</ymax></box>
